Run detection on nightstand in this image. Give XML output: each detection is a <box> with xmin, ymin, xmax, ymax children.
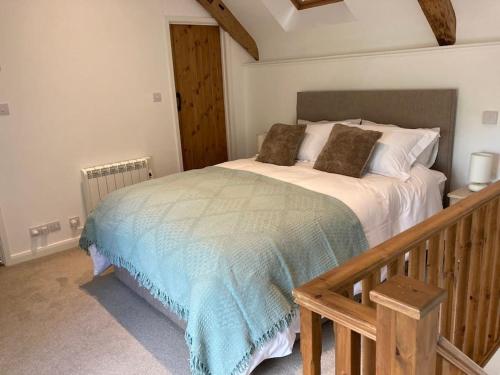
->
<box><xmin>448</xmin><ymin>187</ymin><xmax>475</xmax><ymax>205</ymax></box>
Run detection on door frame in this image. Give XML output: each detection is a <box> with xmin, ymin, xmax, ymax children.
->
<box><xmin>165</xmin><ymin>16</ymin><xmax>235</xmax><ymax>172</ymax></box>
<box><xmin>0</xmin><ymin>207</ymin><xmax>10</xmax><ymax>265</ymax></box>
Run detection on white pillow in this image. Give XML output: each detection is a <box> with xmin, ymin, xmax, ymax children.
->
<box><xmin>362</xmin><ymin>120</ymin><xmax>440</xmax><ymax>168</ymax></box>
<box><xmin>297</xmin><ymin>121</ymin><xmax>360</xmax><ymax>162</ymax></box>
<box><xmin>362</xmin><ymin>119</ymin><xmax>396</xmax><ymax>127</ymax></box>
<box><xmin>416</xmin><ymin>132</ymin><xmax>440</xmax><ymax>168</ymax></box>
<box><xmin>356</xmin><ymin>123</ymin><xmax>440</xmax><ymax>180</ymax></box>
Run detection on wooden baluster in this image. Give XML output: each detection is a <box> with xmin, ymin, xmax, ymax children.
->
<box><xmin>428</xmin><ymin>233</ymin><xmax>443</xmax><ymax>287</ymax></box>
<box><xmin>440</xmin><ymin>357</ymin><xmax>456</xmax><ymax>374</ymax></box>
<box><xmin>408</xmin><ymin>243</ymin><xmax>426</xmax><ymax>280</ymax></box>
<box><xmin>436</xmin><ymin>232</ymin><xmax>448</xmax><ymax>375</ymax></box>
<box><xmin>335</xmin><ymin>283</ymin><xmax>361</xmax><ymax>375</ymax></box>
<box><xmin>361</xmin><ymin>271</ymin><xmax>379</xmax><ymax>375</ymax></box>
<box><xmin>483</xmin><ymin>197</ymin><xmax>500</xmax><ymax>361</ymax></box>
<box><xmin>451</xmin><ymin>214</ymin><xmax>473</xmax><ymax>349</ymax></box>
<box><xmin>400</xmin><ymin>253</ymin><xmax>407</xmax><ymax>276</ymax></box>
<box><xmin>495</xmin><ymin>311</ymin><xmax>500</xmax><ymax>346</ymax></box>
<box><xmin>370</xmin><ymin>275</ymin><xmax>447</xmax><ymax>375</ymax></box>
<box><xmin>300</xmin><ymin>306</ymin><xmax>322</xmax><ymax>375</ymax></box>
<box><xmin>388</xmin><ymin>254</ymin><xmax>405</xmax><ymax>278</ymax></box>
<box><xmin>431</xmin><ymin>232</ymin><xmax>445</xmax><ymax>375</ymax></box>
<box><xmin>463</xmin><ymin>207</ymin><xmax>487</xmax><ymax>357</ymax></box>
<box><xmin>437</xmin><ymin>232</ymin><xmax>446</xmax><ymax>288</ymax></box>
<box><xmin>435</xmin><ymin>356</ymin><xmax>446</xmax><ymax>375</ymax></box>
<box><xmin>388</xmin><ymin>260</ymin><xmax>397</xmax><ymax>278</ymax></box>
<box><xmin>335</xmin><ymin>323</ymin><xmax>361</xmax><ymax>375</ymax></box>
<box><xmin>418</xmin><ymin>242</ymin><xmax>427</xmax><ymax>281</ymax></box>
<box><xmin>439</xmin><ymin>224</ymin><xmax>457</xmax><ymax>340</ymax></box>
<box><xmin>345</xmin><ymin>284</ymin><xmax>354</xmax><ymax>299</ymax></box>
<box><xmin>474</xmin><ymin>199</ymin><xmax>498</xmax><ymax>362</ymax></box>
<box><xmin>408</xmin><ymin>246</ymin><xmax>419</xmax><ymax>279</ymax></box>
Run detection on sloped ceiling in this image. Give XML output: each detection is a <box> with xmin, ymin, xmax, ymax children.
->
<box><xmin>220</xmin><ymin>0</ymin><xmax>500</xmax><ymax>61</ymax></box>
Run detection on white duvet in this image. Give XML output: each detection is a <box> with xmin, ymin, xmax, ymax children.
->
<box><xmin>89</xmin><ymin>158</ymin><xmax>446</xmax><ymax>374</ymax></box>
<box><xmin>220</xmin><ymin>158</ymin><xmax>445</xmax><ymax>248</ymax></box>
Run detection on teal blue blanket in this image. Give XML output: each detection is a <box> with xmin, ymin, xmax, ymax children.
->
<box><xmin>80</xmin><ymin>166</ymin><xmax>368</xmax><ymax>375</ymax></box>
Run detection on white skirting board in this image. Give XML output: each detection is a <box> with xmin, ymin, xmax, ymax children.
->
<box><xmin>6</xmin><ymin>236</ymin><xmax>80</xmax><ymax>266</ymax></box>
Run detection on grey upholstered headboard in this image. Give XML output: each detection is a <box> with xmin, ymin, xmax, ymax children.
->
<box><xmin>297</xmin><ymin>89</ymin><xmax>457</xmax><ymax>196</ymax></box>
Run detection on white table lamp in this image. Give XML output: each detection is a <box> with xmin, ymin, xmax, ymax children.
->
<box><xmin>468</xmin><ymin>152</ymin><xmax>494</xmax><ymax>192</ymax></box>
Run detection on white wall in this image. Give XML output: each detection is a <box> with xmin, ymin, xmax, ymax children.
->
<box><xmin>1</xmin><ymin>0</ymin><xmax>499</xmax><ymax>265</ymax></box>
<box><xmin>243</xmin><ymin>43</ymin><xmax>500</xmax><ymax>189</ymax></box>
<box><xmin>0</xmin><ymin>0</ymin><xmax>250</xmax><ymax>263</ymax></box>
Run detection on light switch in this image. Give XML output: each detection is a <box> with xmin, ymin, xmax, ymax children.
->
<box><xmin>482</xmin><ymin>111</ymin><xmax>498</xmax><ymax>125</ymax></box>
<box><xmin>0</xmin><ymin>103</ymin><xmax>9</xmax><ymax>116</ymax></box>
<box><xmin>153</xmin><ymin>93</ymin><xmax>162</xmax><ymax>103</ymax></box>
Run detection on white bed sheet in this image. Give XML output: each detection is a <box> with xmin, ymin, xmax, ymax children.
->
<box><xmin>89</xmin><ymin>158</ymin><xmax>446</xmax><ymax>374</ymax></box>
<box><xmin>220</xmin><ymin>158</ymin><xmax>445</xmax><ymax>248</ymax></box>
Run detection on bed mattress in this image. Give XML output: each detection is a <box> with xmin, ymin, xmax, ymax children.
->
<box><xmin>89</xmin><ymin>158</ymin><xmax>446</xmax><ymax>373</ymax></box>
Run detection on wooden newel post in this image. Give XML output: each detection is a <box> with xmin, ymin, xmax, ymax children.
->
<box><xmin>370</xmin><ymin>275</ymin><xmax>447</xmax><ymax>375</ymax></box>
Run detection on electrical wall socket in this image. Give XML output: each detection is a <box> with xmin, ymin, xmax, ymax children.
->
<box><xmin>0</xmin><ymin>103</ymin><xmax>10</xmax><ymax>116</ymax></box>
<box><xmin>47</xmin><ymin>221</ymin><xmax>61</xmax><ymax>232</ymax></box>
<box><xmin>482</xmin><ymin>110</ymin><xmax>499</xmax><ymax>125</ymax></box>
<box><xmin>29</xmin><ymin>221</ymin><xmax>61</xmax><ymax>237</ymax></box>
<box><xmin>69</xmin><ymin>216</ymin><xmax>81</xmax><ymax>230</ymax></box>
<box><xmin>153</xmin><ymin>93</ymin><xmax>162</xmax><ymax>102</ymax></box>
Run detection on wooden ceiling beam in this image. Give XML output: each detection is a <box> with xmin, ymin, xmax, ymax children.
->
<box><xmin>195</xmin><ymin>0</ymin><xmax>259</xmax><ymax>61</ymax></box>
<box><xmin>418</xmin><ymin>0</ymin><xmax>456</xmax><ymax>46</ymax></box>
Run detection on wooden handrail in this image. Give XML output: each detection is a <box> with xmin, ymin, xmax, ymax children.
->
<box><xmin>294</xmin><ymin>181</ymin><xmax>500</xmax><ymax>295</ymax></box>
<box><xmin>297</xmin><ymin>287</ymin><xmax>377</xmax><ymax>340</ymax></box>
<box><xmin>437</xmin><ymin>337</ymin><xmax>488</xmax><ymax>375</ymax></box>
<box><xmin>296</xmin><ymin>287</ymin><xmax>496</xmax><ymax>374</ymax></box>
<box><xmin>297</xmin><ymin>282</ymin><xmax>491</xmax><ymax>374</ymax></box>
<box><xmin>294</xmin><ymin>181</ymin><xmax>500</xmax><ymax>374</ymax></box>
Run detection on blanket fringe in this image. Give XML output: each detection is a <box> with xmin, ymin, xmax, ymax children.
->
<box><xmin>226</xmin><ymin>309</ymin><xmax>296</xmax><ymax>375</ymax></box>
<box><xmin>79</xmin><ymin>235</ymin><xmax>93</xmax><ymax>254</ymax></box>
<box><xmin>80</xmin><ymin>242</ymin><xmax>297</xmax><ymax>375</ymax></box>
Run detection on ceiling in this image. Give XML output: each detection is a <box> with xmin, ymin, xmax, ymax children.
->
<box><xmin>220</xmin><ymin>0</ymin><xmax>500</xmax><ymax>61</ymax></box>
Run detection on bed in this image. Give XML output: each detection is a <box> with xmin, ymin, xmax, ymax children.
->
<box><xmin>82</xmin><ymin>89</ymin><xmax>457</xmax><ymax>375</ymax></box>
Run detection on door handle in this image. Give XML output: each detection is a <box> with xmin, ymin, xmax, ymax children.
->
<box><xmin>176</xmin><ymin>92</ymin><xmax>181</xmax><ymax>112</ymax></box>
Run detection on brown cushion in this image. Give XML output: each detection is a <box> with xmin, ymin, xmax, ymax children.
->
<box><xmin>313</xmin><ymin>124</ymin><xmax>382</xmax><ymax>178</ymax></box>
<box><xmin>256</xmin><ymin>124</ymin><xmax>306</xmax><ymax>166</ymax></box>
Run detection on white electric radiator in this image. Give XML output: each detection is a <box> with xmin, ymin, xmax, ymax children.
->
<box><xmin>81</xmin><ymin>157</ymin><xmax>153</xmax><ymax>215</ymax></box>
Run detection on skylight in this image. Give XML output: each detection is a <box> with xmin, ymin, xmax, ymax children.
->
<box><xmin>262</xmin><ymin>0</ymin><xmax>354</xmax><ymax>32</ymax></box>
<box><xmin>290</xmin><ymin>0</ymin><xmax>343</xmax><ymax>11</ymax></box>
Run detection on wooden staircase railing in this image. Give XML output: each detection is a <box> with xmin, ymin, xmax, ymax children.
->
<box><xmin>437</xmin><ymin>337</ymin><xmax>488</xmax><ymax>375</ymax></box>
<box><xmin>294</xmin><ymin>181</ymin><xmax>500</xmax><ymax>374</ymax></box>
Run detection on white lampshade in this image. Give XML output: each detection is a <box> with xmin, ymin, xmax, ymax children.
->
<box><xmin>468</xmin><ymin>152</ymin><xmax>494</xmax><ymax>191</ymax></box>
<box><xmin>257</xmin><ymin>133</ymin><xmax>267</xmax><ymax>153</ymax></box>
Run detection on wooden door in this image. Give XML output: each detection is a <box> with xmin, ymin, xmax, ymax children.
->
<box><xmin>170</xmin><ymin>24</ymin><xmax>228</xmax><ymax>171</ymax></box>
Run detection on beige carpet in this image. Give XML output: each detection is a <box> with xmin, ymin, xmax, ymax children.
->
<box><xmin>0</xmin><ymin>249</ymin><xmax>336</xmax><ymax>374</ymax></box>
